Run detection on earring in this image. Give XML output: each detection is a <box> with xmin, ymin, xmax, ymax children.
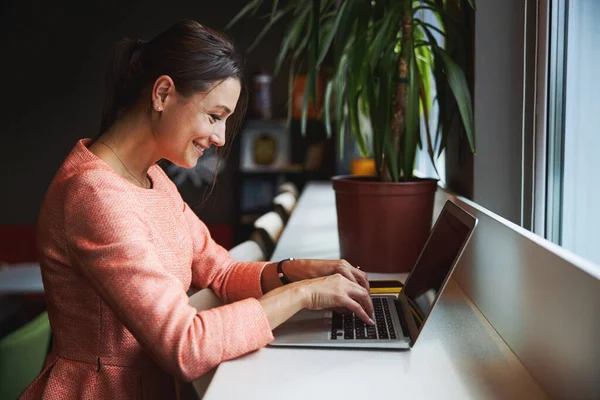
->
<box><xmin>156</xmin><ymin>105</ymin><xmax>162</xmax><ymax>111</ymax></box>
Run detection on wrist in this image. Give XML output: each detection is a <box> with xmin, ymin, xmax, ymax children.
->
<box><xmin>281</xmin><ymin>258</ymin><xmax>307</xmax><ymax>283</ymax></box>
<box><xmin>293</xmin><ymin>281</ymin><xmax>311</xmax><ymax>309</ymax></box>
<box><xmin>277</xmin><ymin>258</ymin><xmax>295</xmax><ymax>285</ymax></box>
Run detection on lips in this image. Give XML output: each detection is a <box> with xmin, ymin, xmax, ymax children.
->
<box><xmin>192</xmin><ymin>140</ymin><xmax>208</xmax><ymax>155</ymax></box>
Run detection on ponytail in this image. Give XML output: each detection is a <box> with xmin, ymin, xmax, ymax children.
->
<box><xmin>99</xmin><ymin>38</ymin><xmax>147</xmax><ymax>134</ymax></box>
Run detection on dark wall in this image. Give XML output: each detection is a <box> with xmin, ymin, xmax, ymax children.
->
<box><xmin>0</xmin><ymin>0</ymin><xmax>290</xmax><ymax>226</ymax></box>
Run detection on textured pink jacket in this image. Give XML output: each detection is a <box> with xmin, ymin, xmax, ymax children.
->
<box><xmin>20</xmin><ymin>139</ymin><xmax>274</xmax><ymax>399</ymax></box>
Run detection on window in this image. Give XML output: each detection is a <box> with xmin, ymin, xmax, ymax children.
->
<box><xmin>545</xmin><ymin>0</ymin><xmax>600</xmax><ymax>265</ymax></box>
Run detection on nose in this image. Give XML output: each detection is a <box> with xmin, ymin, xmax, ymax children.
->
<box><xmin>209</xmin><ymin>123</ymin><xmax>226</xmax><ymax>147</ymax></box>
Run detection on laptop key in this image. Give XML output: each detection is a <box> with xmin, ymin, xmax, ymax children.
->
<box><xmin>388</xmin><ymin>324</ymin><xmax>396</xmax><ymax>337</ymax></box>
<box><xmin>332</xmin><ymin>298</ymin><xmax>400</xmax><ymax>340</ymax></box>
<box><xmin>332</xmin><ymin>312</ymin><xmax>343</xmax><ymax>330</ymax></box>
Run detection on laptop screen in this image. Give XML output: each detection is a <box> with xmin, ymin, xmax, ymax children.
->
<box><xmin>403</xmin><ymin>206</ymin><xmax>473</xmax><ymax>332</ymax></box>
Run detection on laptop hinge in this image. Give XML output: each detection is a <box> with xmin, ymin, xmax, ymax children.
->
<box><xmin>395</xmin><ymin>299</ymin><xmax>410</xmax><ymax>341</ymax></box>
<box><xmin>395</xmin><ymin>293</ymin><xmax>419</xmax><ymax>346</ymax></box>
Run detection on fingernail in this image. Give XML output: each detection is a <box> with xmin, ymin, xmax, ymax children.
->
<box><xmin>368</xmin><ymin>318</ymin><xmax>375</xmax><ymax>326</ymax></box>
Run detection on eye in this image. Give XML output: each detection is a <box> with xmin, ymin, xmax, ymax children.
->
<box><xmin>209</xmin><ymin>114</ymin><xmax>221</xmax><ymax>122</ymax></box>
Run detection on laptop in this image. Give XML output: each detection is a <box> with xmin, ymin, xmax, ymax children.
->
<box><xmin>269</xmin><ymin>200</ymin><xmax>478</xmax><ymax>350</ymax></box>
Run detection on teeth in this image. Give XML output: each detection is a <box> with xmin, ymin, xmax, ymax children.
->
<box><xmin>193</xmin><ymin>142</ymin><xmax>203</xmax><ymax>152</ymax></box>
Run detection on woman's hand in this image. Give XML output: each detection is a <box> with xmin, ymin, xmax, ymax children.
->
<box><xmin>286</xmin><ymin>259</ymin><xmax>369</xmax><ymax>289</ymax></box>
<box><xmin>258</xmin><ymin>273</ymin><xmax>374</xmax><ymax>330</ymax></box>
<box><xmin>261</xmin><ymin>258</ymin><xmax>370</xmax><ymax>293</ymax></box>
<box><xmin>299</xmin><ymin>274</ymin><xmax>374</xmax><ymax>324</ymax></box>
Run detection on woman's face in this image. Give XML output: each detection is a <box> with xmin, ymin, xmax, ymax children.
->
<box><xmin>153</xmin><ymin>77</ymin><xmax>241</xmax><ymax>168</ymax></box>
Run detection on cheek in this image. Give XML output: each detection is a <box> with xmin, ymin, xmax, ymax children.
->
<box><xmin>158</xmin><ymin>109</ymin><xmax>198</xmax><ymax>139</ymax></box>
<box><xmin>195</xmin><ymin>116</ymin><xmax>214</xmax><ymax>138</ymax></box>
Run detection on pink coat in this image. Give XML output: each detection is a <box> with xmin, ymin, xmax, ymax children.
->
<box><xmin>20</xmin><ymin>139</ymin><xmax>274</xmax><ymax>399</ymax></box>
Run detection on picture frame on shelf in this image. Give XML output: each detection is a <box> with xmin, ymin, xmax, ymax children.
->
<box><xmin>239</xmin><ymin>120</ymin><xmax>292</xmax><ymax>173</ymax></box>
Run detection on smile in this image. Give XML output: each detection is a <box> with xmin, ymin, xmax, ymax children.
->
<box><xmin>193</xmin><ymin>141</ymin><xmax>206</xmax><ymax>156</ymax></box>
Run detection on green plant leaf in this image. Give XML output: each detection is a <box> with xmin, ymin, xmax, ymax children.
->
<box><xmin>417</xmin><ymin>66</ymin><xmax>440</xmax><ymax>179</ymax></box>
<box><xmin>248</xmin><ymin>10</ymin><xmax>288</xmax><ymax>52</ymax></box>
<box><xmin>367</xmin><ymin>1</ymin><xmax>401</xmax><ymax>70</ymax></box>
<box><xmin>333</xmin><ymin>54</ymin><xmax>349</xmax><ymax>159</ymax></box>
<box><xmin>226</xmin><ymin>0</ymin><xmax>263</xmax><ymax>30</ymax></box>
<box><xmin>349</xmin><ymin>90</ymin><xmax>369</xmax><ymax>158</ymax></box>
<box><xmin>274</xmin><ymin>6</ymin><xmax>310</xmax><ymax>75</ymax></box>
<box><xmin>286</xmin><ymin>57</ymin><xmax>298</xmax><ymax>127</ymax></box>
<box><xmin>413</xmin><ymin>4</ymin><xmax>457</xmax><ymax>24</ymax></box>
<box><xmin>312</xmin><ymin>0</ymin><xmax>320</xmax><ymax>70</ymax></box>
<box><xmin>293</xmin><ymin>23</ymin><xmax>311</xmax><ymax>60</ymax></box>
<box><xmin>414</xmin><ymin>19</ymin><xmax>447</xmax><ymax>38</ymax></box>
<box><xmin>414</xmin><ymin>26</ymin><xmax>435</xmax><ymax>158</ymax></box>
<box><xmin>333</xmin><ymin>1</ymin><xmax>357</xmax><ymax>68</ymax></box>
<box><xmin>402</xmin><ymin>44</ymin><xmax>420</xmax><ymax>179</ymax></box>
<box><xmin>435</xmin><ymin>47</ymin><xmax>476</xmax><ymax>153</ymax></box>
<box><xmin>381</xmin><ymin>43</ymin><xmax>398</xmax><ymax>180</ymax></box>
<box><xmin>368</xmin><ymin>40</ymin><xmax>393</xmax><ymax>176</ymax></box>
<box><xmin>324</xmin><ymin>79</ymin><xmax>334</xmax><ymax>138</ymax></box>
<box><xmin>419</xmin><ymin>23</ymin><xmax>448</xmax><ymax>156</ymax></box>
<box><xmin>365</xmin><ymin>74</ymin><xmax>380</xmax><ymax>171</ymax></box>
<box><xmin>271</xmin><ymin>0</ymin><xmax>279</xmax><ymax>19</ymax></box>
<box><xmin>301</xmin><ymin>68</ymin><xmax>315</xmax><ymax>136</ymax></box>
<box><xmin>317</xmin><ymin>0</ymin><xmax>349</xmax><ymax>67</ymax></box>
<box><xmin>344</xmin><ymin>9</ymin><xmax>370</xmax><ymax>157</ymax></box>
<box><xmin>384</xmin><ymin>126</ymin><xmax>399</xmax><ymax>181</ymax></box>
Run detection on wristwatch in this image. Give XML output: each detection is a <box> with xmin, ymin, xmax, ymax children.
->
<box><xmin>277</xmin><ymin>258</ymin><xmax>295</xmax><ymax>285</ymax></box>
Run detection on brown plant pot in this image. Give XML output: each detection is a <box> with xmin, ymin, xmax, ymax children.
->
<box><xmin>331</xmin><ymin>175</ymin><xmax>438</xmax><ymax>273</ymax></box>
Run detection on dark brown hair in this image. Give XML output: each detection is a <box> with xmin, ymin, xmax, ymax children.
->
<box><xmin>100</xmin><ymin>20</ymin><xmax>247</xmax><ymax>156</ymax></box>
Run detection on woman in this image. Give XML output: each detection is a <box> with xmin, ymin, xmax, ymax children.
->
<box><xmin>21</xmin><ymin>20</ymin><xmax>374</xmax><ymax>399</ymax></box>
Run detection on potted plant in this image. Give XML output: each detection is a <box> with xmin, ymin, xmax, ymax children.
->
<box><xmin>229</xmin><ymin>0</ymin><xmax>476</xmax><ymax>272</ymax></box>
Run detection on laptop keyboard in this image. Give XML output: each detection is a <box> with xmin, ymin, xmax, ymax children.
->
<box><xmin>330</xmin><ymin>297</ymin><xmax>397</xmax><ymax>340</ymax></box>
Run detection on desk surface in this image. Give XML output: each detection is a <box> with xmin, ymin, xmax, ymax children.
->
<box><xmin>0</xmin><ymin>263</ymin><xmax>43</xmax><ymax>294</ymax></box>
<box><xmin>205</xmin><ymin>182</ymin><xmax>547</xmax><ymax>399</ymax></box>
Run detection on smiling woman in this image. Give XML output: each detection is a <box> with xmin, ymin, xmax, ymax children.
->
<box><xmin>21</xmin><ymin>19</ymin><xmax>375</xmax><ymax>400</ymax></box>
<box><xmin>89</xmin><ymin>20</ymin><xmax>247</xmax><ymax>187</ymax></box>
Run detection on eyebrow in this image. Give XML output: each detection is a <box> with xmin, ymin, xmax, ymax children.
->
<box><xmin>214</xmin><ymin>104</ymin><xmax>232</xmax><ymax>114</ymax></box>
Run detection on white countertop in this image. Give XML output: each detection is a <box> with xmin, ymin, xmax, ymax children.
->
<box><xmin>0</xmin><ymin>263</ymin><xmax>43</xmax><ymax>294</ymax></box>
<box><xmin>204</xmin><ymin>182</ymin><xmax>547</xmax><ymax>399</ymax></box>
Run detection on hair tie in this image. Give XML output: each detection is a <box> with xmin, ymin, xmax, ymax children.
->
<box><xmin>135</xmin><ymin>39</ymin><xmax>148</xmax><ymax>51</ymax></box>
<box><xmin>130</xmin><ymin>39</ymin><xmax>148</xmax><ymax>73</ymax></box>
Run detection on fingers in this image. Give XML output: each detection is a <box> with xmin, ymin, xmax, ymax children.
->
<box><xmin>335</xmin><ymin>274</ymin><xmax>374</xmax><ymax>323</ymax></box>
<box><xmin>339</xmin><ymin>297</ymin><xmax>374</xmax><ymax>326</ymax></box>
<box><xmin>334</xmin><ymin>260</ymin><xmax>368</xmax><ymax>290</ymax></box>
<box><xmin>348</xmin><ymin>281</ymin><xmax>374</xmax><ymax>319</ymax></box>
<box><xmin>335</xmin><ymin>263</ymin><xmax>359</xmax><ymax>285</ymax></box>
<box><xmin>337</xmin><ymin>260</ymin><xmax>370</xmax><ymax>292</ymax></box>
<box><xmin>351</xmin><ymin>267</ymin><xmax>370</xmax><ymax>292</ymax></box>
<box><xmin>307</xmin><ymin>274</ymin><xmax>374</xmax><ymax>325</ymax></box>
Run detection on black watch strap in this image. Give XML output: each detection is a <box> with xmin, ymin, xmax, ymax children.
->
<box><xmin>277</xmin><ymin>258</ymin><xmax>295</xmax><ymax>285</ymax></box>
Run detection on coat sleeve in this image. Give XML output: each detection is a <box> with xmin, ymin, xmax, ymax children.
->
<box><xmin>182</xmin><ymin>203</ymin><xmax>270</xmax><ymax>303</ymax></box>
<box><xmin>64</xmin><ymin>173</ymin><xmax>274</xmax><ymax>382</ymax></box>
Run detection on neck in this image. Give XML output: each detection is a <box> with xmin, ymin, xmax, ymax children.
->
<box><xmin>95</xmin><ymin>110</ymin><xmax>160</xmax><ymax>188</ymax></box>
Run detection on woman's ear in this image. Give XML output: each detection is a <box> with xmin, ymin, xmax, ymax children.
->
<box><xmin>152</xmin><ymin>75</ymin><xmax>175</xmax><ymax>111</ymax></box>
